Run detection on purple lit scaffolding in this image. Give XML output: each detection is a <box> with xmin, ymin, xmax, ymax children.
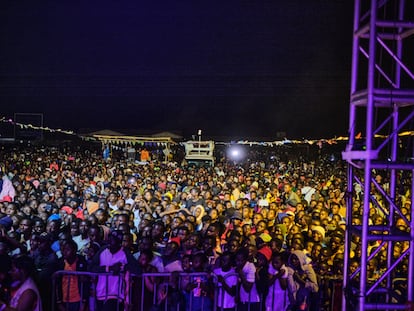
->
<box><xmin>342</xmin><ymin>0</ymin><xmax>414</xmax><ymax>310</ymax></box>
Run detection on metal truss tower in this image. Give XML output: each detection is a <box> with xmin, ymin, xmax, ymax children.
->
<box><xmin>342</xmin><ymin>0</ymin><xmax>414</xmax><ymax>310</ymax></box>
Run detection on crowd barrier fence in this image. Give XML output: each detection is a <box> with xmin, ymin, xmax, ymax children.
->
<box><xmin>51</xmin><ymin>270</ymin><xmax>343</xmax><ymax>311</ymax></box>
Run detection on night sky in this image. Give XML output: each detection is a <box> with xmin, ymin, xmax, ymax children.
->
<box><xmin>0</xmin><ymin>1</ymin><xmax>354</xmax><ymax>139</ymax></box>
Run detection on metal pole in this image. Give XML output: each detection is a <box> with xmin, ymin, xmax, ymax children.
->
<box><xmin>343</xmin><ymin>163</ymin><xmax>353</xmax><ymax>310</ymax></box>
<box><xmin>409</xmin><ymin>169</ymin><xmax>414</xmax><ymax>303</ymax></box>
<box><xmin>344</xmin><ymin>0</ymin><xmax>361</xmax><ymax>306</ymax></box>
<box><xmin>386</xmin><ymin>1</ymin><xmax>405</xmax><ymax>303</ymax></box>
<box><xmin>359</xmin><ymin>1</ymin><xmax>378</xmax><ymax>310</ymax></box>
<box><xmin>198</xmin><ymin>129</ymin><xmax>202</xmax><ymax>155</ymax></box>
<box><xmin>348</xmin><ymin>0</ymin><xmax>361</xmax><ymax>152</ymax></box>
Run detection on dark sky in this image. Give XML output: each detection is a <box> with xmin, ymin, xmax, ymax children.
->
<box><xmin>0</xmin><ymin>1</ymin><xmax>354</xmax><ymax>139</ymax></box>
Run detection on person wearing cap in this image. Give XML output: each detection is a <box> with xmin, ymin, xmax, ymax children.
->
<box><xmin>230</xmin><ymin>211</ymin><xmax>243</xmax><ymax>228</ymax></box>
<box><xmin>311</xmin><ymin>226</ymin><xmax>326</xmax><ymax>246</ymax></box>
<box><xmin>287</xmin><ymin>250</ymin><xmax>319</xmax><ymax>310</ymax></box>
<box><xmin>89</xmin><ymin>230</ymin><xmax>139</xmax><ymax>311</ymax></box>
<box><xmin>282</xmin><ymin>183</ymin><xmax>300</xmax><ymax>213</ymax></box>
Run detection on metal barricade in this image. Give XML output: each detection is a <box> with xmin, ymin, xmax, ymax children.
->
<box><xmin>52</xmin><ymin>270</ymin><xmax>129</xmax><ymax>311</ymax></box>
<box><xmin>52</xmin><ymin>270</ymin><xmax>295</xmax><ymax>311</ymax></box>
<box><xmin>130</xmin><ymin>272</ymin><xmax>215</xmax><ymax>311</ymax></box>
<box><xmin>52</xmin><ymin>271</ymin><xmax>218</xmax><ymax>311</ymax></box>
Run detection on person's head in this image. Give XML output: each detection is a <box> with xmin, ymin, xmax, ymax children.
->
<box><xmin>255</xmin><ymin>251</ymin><xmax>268</xmax><ymax>268</ymax></box>
<box><xmin>192</xmin><ymin>252</ymin><xmax>207</xmax><ymax>272</ymax></box>
<box><xmin>116</xmin><ymin>213</ymin><xmax>129</xmax><ymax>228</ymax></box>
<box><xmin>329</xmin><ymin>234</ymin><xmax>342</xmax><ymax>252</ymax></box>
<box><xmin>253</xmin><ymin>213</ymin><xmax>264</xmax><ymax>226</ymax></box>
<box><xmin>289</xmin><ymin>225</ymin><xmax>301</xmax><ymax>235</ymax></box>
<box><xmin>46</xmin><ymin>219</ymin><xmax>60</xmax><ymax>236</ymax></box>
<box><xmin>288</xmin><ymin>250</ymin><xmax>308</xmax><ymax>271</ymax></box>
<box><xmin>5</xmin><ymin>203</ymin><xmax>17</xmax><ymax>217</ymax></box>
<box><xmin>267</xmin><ymin>209</ymin><xmax>276</xmax><ymax>221</ymax></box>
<box><xmin>227</xmin><ymin>238</ymin><xmax>240</xmax><ymax>254</ymax></box>
<box><xmin>187</xmin><ymin>233</ymin><xmax>201</xmax><ymax>250</ymax></box>
<box><xmin>318</xmin><ymin>262</ymin><xmax>331</xmax><ymax>276</ymax></box>
<box><xmin>139</xmin><ymin>237</ymin><xmax>153</xmax><ymax>253</ymax></box>
<box><xmin>181</xmin><ymin>254</ymin><xmax>192</xmax><ymax>272</ymax></box>
<box><xmin>33</xmin><ymin>218</ymin><xmax>45</xmax><ymax>234</ymax></box>
<box><xmin>346</xmin><ymin>259</ymin><xmax>358</xmax><ymax>276</ymax></box>
<box><xmin>330</xmin><ymin>203</ymin><xmax>340</xmax><ymax>216</ymax></box>
<box><xmin>79</xmin><ymin>219</ymin><xmax>90</xmax><ymax>237</ymax></box>
<box><xmin>206</xmin><ymin>223</ymin><xmax>220</xmax><ymax>237</ymax></box>
<box><xmin>18</xmin><ymin>218</ymin><xmax>32</xmax><ymax>236</ymax></box>
<box><xmin>219</xmin><ymin>251</ymin><xmax>233</xmax><ymax>272</ymax></box>
<box><xmin>256</xmin><ymin>220</ymin><xmax>267</xmax><ymax>234</ymax></box>
<box><xmin>88</xmin><ymin>225</ymin><xmax>103</xmax><ymax>244</ymax></box>
<box><xmin>70</xmin><ymin>219</ymin><xmax>80</xmax><ymax>237</ymax></box>
<box><xmin>165</xmin><ymin>240</ymin><xmax>180</xmax><ymax>257</ymax></box>
<box><xmin>62</xmin><ymin>239</ymin><xmax>78</xmax><ymax>263</ymax></box>
<box><xmin>311</xmin><ymin>226</ymin><xmax>325</xmax><ymax>243</ymax></box>
<box><xmin>37</xmin><ymin>232</ymin><xmax>53</xmax><ymax>253</ymax></box>
<box><xmin>209</xmin><ymin>208</ymin><xmax>219</xmax><ymax>221</ymax></box>
<box><xmin>10</xmin><ymin>255</ymin><xmax>36</xmax><ymax>283</ymax></box>
<box><xmin>171</xmin><ymin>217</ymin><xmax>183</xmax><ymax>230</ymax></box>
<box><xmin>202</xmin><ymin>236</ymin><xmax>216</xmax><ymax>252</ymax></box>
<box><xmin>138</xmin><ymin>249</ymin><xmax>154</xmax><ymax>268</ymax></box>
<box><xmin>281</xmin><ymin>216</ymin><xmax>292</xmax><ymax>228</ymax></box>
<box><xmin>270</xmin><ymin>238</ymin><xmax>283</xmax><ymax>253</ymax></box>
<box><xmin>177</xmin><ymin>226</ymin><xmax>190</xmax><ymax>242</ymax></box>
<box><xmin>108</xmin><ymin>230</ymin><xmax>123</xmax><ymax>254</ymax></box>
<box><xmin>283</xmin><ymin>183</ymin><xmax>292</xmax><ymax>194</ymax></box>
<box><xmin>85</xmin><ymin>242</ymin><xmax>101</xmax><ymax>261</ymax></box>
<box><xmin>151</xmin><ymin>221</ymin><xmax>165</xmax><ymax>241</ymax></box>
<box><xmin>271</xmin><ymin>252</ymin><xmax>284</xmax><ymax>271</ymax></box>
<box><xmin>58</xmin><ymin>230</ymin><xmax>72</xmax><ymax>248</ymax></box>
<box><xmin>122</xmin><ymin>232</ymin><xmax>133</xmax><ymax>251</ymax></box>
<box><xmin>235</xmin><ymin>247</ymin><xmax>249</xmax><ymax>269</ymax></box>
<box><xmin>95</xmin><ymin>208</ymin><xmax>108</xmax><ymax>225</ymax></box>
<box><xmin>320</xmin><ymin>247</ymin><xmax>332</xmax><ymax>262</ymax></box>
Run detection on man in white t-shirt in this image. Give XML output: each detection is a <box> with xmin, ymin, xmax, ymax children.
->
<box><xmin>89</xmin><ymin>230</ymin><xmax>139</xmax><ymax>311</ymax></box>
<box><xmin>235</xmin><ymin>248</ymin><xmax>260</xmax><ymax>311</ymax></box>
<box><xmin>266</xmin><ymin>252</ymin><xmax>289</xmax><ymax>311</ymax></box>
<box><xmin>214</xmin><ymin>252</ymin><xmax>238</xmax><ymax>310</ymax></box>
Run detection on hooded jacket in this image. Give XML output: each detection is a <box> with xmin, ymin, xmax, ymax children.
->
<box><xmin>287</xmin><ymin>250</ymin><xmax>319</xmax><ymax>303</ymax></box>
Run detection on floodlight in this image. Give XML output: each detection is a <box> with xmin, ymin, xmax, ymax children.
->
<box><xmin>227</xmin><ymin>145</ymin><xmax>245</xmax><ymax>162</ymax></box>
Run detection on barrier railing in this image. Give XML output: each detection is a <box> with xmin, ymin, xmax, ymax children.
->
<box><xmin>52</xmin><ymin>270</ymin><xmax>129</xmax><ymax>311</ymax></box>
<box><xmin>51</xmin><ymin>270</ymin><xmax>344</xmax><ymax>311</ymax></box>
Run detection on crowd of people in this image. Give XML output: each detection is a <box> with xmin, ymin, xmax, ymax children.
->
<box><xmin>0</xmin><ymin>141</ymin><xmax>409</xmax><ymax>311</ymax></box>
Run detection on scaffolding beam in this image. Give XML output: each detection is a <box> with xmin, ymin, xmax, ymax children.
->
<box><xmin>342</xmin><ymin>0</ymin><xmax>414</xmax><ymax>310</ymax></box>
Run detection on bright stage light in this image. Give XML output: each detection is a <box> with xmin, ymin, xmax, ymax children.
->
<box><xmin>231</xmin><ymin>149</ymin><xmax>240</xmax><ymax>157</ymax></box>
<box><xmin>227</xmin><ymin>145</ymin><xmax>245</xmax><ymax>162</ymax></box>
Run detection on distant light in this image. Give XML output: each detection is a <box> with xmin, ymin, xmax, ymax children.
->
<box><xmin>228</xmin><ymin>145</ymin><xmax>245</xmax><ymax>162</ymax></box>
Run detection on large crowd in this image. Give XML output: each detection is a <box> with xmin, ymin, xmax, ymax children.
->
<box><xmin>0</xmin><ymin>142</ymin><xmax>410</xmax><ymax>311</ymax></box>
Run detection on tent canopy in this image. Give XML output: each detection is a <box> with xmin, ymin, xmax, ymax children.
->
<box><xmin>83</xmin><ymin>129</ymin><xmax>177</xmax><ymax>145</ymax></box>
